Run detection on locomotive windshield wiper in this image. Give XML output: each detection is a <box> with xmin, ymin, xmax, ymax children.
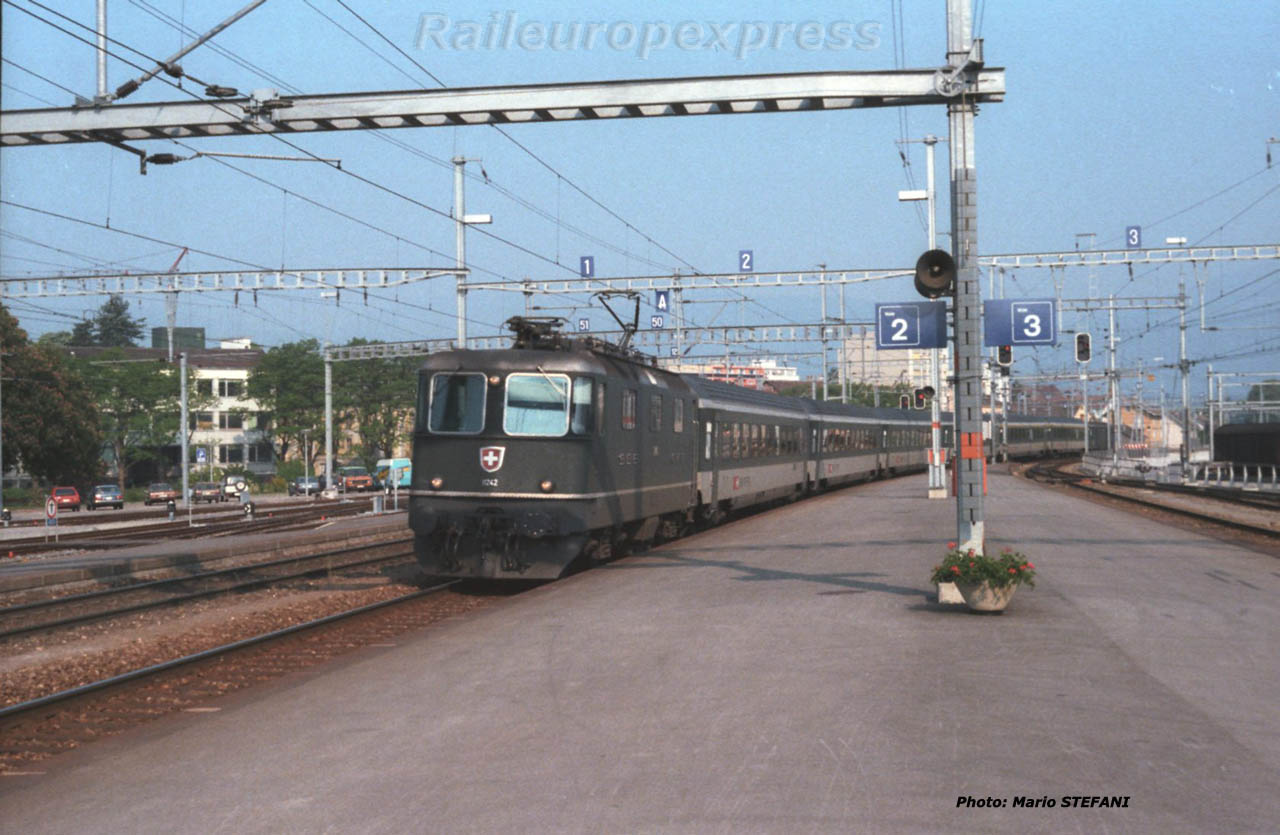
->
<box><xmin>535</xmin><ymin>365</ymin><xmax>569</xmax><ymax>399</ymax></box>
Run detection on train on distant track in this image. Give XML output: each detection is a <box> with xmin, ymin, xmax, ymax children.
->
<box><xmin>1212</xmin><ymin>422</ymin><xmax>1280</xmax><ymax>467</ymax></box>
<box><xmin>408</xmin><ymin>318</ymin><xmax>1100</xmax><ymax>580</ymax></box>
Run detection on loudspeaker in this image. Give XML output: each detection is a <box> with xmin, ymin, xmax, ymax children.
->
<box><xmin>914</xmin><ymin>249</ymin><xmax>956</xmax><ymax>298</ymax></box>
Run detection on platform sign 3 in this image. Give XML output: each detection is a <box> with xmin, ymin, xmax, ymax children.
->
<box><xmin>983</xmin><ymin>299</ymin><xmax>1057</xmax><ymax>346</ymax></box>
<box><xmin>874</xmin><ymin>301</ymin><xmax>947</xmax><ymax>349</ymax></box>
<box><xmin>577</xmin><ymin>318</ymin><xmax>590</xmax><ymax>332</ymax></box>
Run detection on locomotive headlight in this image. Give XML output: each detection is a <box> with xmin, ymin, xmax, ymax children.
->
<box><xmin>539</xmin><ymin>479</ymin><xmax>554</xmax><ymax>493</ymax></box>
<box><xmin>489</xmin><ymin>375</ymin><xmax>501</xmax><ymax>385</ymax></box>
<box><xmin>430</xmin><ymin>477</ymin><xmax>444</xmax><ymax>490</ymax></box>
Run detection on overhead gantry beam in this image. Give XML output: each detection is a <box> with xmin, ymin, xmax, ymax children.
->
<box><xmin>0</xmin><ymin>267</ymin><xmax>459</xmax><ymax>298</ymax></box>
<box><xmin>0</xmin><ymin>68</ymin><xmax>1005</xmax><ymax>147</ymax></box>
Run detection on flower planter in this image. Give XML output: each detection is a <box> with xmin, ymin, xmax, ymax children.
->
<box><xmin>955</xmin><ymin>581</ymin><xmax>1017</xmax><ymax>613</ymax></box>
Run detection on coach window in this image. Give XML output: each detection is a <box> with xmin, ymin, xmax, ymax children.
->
<box><xmin>650</xmin><ymin>393</ymin><xmax>663</xmax><ymax>432</ymax></box>
<box><xmin>570</xmin><ymin>378</ymin><xmax>594</xmax><ymax>435</ymax></box>
<box><xmin>704</xmin><ymin>421</ymin><xmax>713</xmax><ymax>460</ymax></box>
<box><xmin>622</xmin><ymin>389</ymin><xmax>637</xmax><ymax>430</ymax></box>
<box><xmin>504</xmin><ymin>372</ymin><xmax>571</xmax><ymax>436</ymax></box>
<box><xmin>426</xmin><ymin>372</ymin><xmax>486</xmax><ymax>434</ymax></box>
<box><xmin>674</xmin><ymin>398</ymin><xmax>685</xmax><ymax>433</ymax></box>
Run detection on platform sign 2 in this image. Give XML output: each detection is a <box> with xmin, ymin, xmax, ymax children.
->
<box><xmin>579</xmin><ymin>256</ymin><xmax>594</xmax><ymax>278</ymax></box>
<box><xmin>874</xmin><ymin>301</ymin><xmax>947</xmax><ymax>349</ymax></box>
<box><xmin>983</xmin><ymin>299</ymin><xmax>1057</xmax><ymax>346</ymax></box>
<box><xmin>1125</xmin><ymin>226</ymin><xmax>1141</xmax><ymax>249</ymax></box>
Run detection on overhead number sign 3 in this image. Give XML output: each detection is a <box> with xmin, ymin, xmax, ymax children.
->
<box><xmin>983</xmin><ymin>299</ymin><xmax>1057</xmax><ymax>347</ymax></box>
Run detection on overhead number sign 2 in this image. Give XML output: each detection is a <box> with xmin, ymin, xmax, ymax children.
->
<box><xmin>739</xmin><ymin>250</ymin><xmax>754</xmax><ymax>272</ymax></box>
<box><xmin>982</xmin><ymin>299</ymin><xmax>1057</xmax><ymax>346</ymax></box>
<box><xmin>874</xmin><ymin>301</ymin><xmax>947</xmax><ymax>350</ymax></box>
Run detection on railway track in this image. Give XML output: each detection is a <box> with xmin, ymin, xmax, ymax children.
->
<box><xmin>1020</xmin><ymin>459</ymin><xmax>1280</xmax><ymax>540</ymax></box>
<box><xmin>0</xmin><ymin>537</ymin><xmax>417</xmax><ymax>639</ymax></box>
<box><xmin>0</xmin><ymin>579</ymin><xmax>509</xmax><ymax>774</ymax></box>
<box><xmin>1</xmin><ymin>496</ymin><xmax>382</xmax><ymax>558</ymax></box>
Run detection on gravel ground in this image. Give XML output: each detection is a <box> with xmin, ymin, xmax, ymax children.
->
<box><xmin>0</xmin><ymin>569</ymin><xmax>443</xmax><ymax>709</ymax></box>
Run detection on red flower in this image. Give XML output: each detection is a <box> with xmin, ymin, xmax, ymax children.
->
<box><xmin>968</xmin><ymin>561</ymin><xmax>975</xmax><ymax>568</ymax></box>
<box><xmin>967</xmin><ymin>549</ymin><xmax>975</xmax><ymax>557</ymax></box>
<box><xmin>950</xmin><ymin>565</ymin><xmax>960</xmax><ymax>574</ymax></box>
<box><xmin>1008</xmin><ymin>567</ymin><xmax>1017</xmax><ymax>574</ymax></box>
<box><xmin>1025</xmin><ymin>562</ymin><xmax>1034</xmax><ymax>570</ymax></box>
<box><xmin>946</xmin><ymin>541</ymin><xmax>957</xmax><ymax>550</ymax></box>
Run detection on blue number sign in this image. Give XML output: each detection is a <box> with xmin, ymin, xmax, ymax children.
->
<box><xmin>654</xmin><ymin>289</ymin><xmax>670</xmax><ymax>312</ymax></box>
<box><xmin>1125</xmin><ymin>226</ymin><xmax>1141</xmax><ymax>249</ymax></box>
<box><xmin>739</xmin><ymin>250</ymin><xmax>753</xmax><ymax>272</ymax></box>
<box><xmin>651</xmin><ymin>315</ymin><xmax>665</xmax><ymax>329</ymax></box>
<box><xmin>577</xmin><ymin>318</ymin><xmax>590</xmax><ymax>332</ymax></box>
<box><xmin>579</xmin><ymin>256</ymin><xmax>594</xmax><ymax>278</ymax></box>
<box><xmin>874</xmin><ymin>301</ymin><xmax>947</xmax><ymax>349</ymax></box>
<box><xmin>983</xmin><ymin>299</ymin><xmax>1057</xmax><ymax>346</ymax></box>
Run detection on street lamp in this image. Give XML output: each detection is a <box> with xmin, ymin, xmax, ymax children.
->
<box><xmin>897</xmin><ymin>134</ymin><xmax>947</xmax><ymax>499</ymax></box>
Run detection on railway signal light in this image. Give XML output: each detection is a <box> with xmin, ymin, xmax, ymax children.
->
<box><xmin>997</xmin><ymin>345</ymin><xmax>1012</xmax><ymax>367</ymax></box>
<box><xmin>899</xmin><ymin>394</ymin><xmax>911</xmax><ymax>409</ymax></box>
<box><xmin>913</xmin><ymin>249</ymin><xmax>956</xmax><ymax>299</ymax></box>
<box><xmin>913</xmin><ymin>388</ymin><xmax>929</xmax><ymax>409</ymax></box>
<box><xmin>1075</xmin><ymin>333</ymin><xmax>1092</xmax><ymax>364</ymax></box>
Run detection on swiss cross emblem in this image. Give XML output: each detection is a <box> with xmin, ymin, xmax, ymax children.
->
<box><xmin>479</xmin><ymin>446</ymin><xmax>506</xmax><ymax>473</ymax></box>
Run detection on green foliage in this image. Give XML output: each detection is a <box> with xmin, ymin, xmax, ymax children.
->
<box><xmin>247</xmin><ymin>339</ymin><xmax>324</xmax><ymax>463</ymax></box>
<box><xmin>0</xmin><ymin>305</ymin><xmax>103</xmax><ymax>485</ymax></box>
<box><xmin>930</xmin><ymin>545</ymin><xmax>1037</xmax><ymax>589</ymax></box>
<box><xmin>69</xmin><ymin>294</ymin><xmax>146</xmax><ymax>347</ymax></box>
<box><xmin>332</xmin><ymin>338</ymin><xmax>416</xmax><ymax>470</ymax></box>
<box><xmin>76</xmin><ymin>348</ymin><xmax>180</xmax><ymax>488</ymax></box>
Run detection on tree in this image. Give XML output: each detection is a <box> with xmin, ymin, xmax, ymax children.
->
<box><xmin>247</xmin><ymin>340</ymin><xmax>325</xmax><ymax>464</ymax></box>
<box><xmin>0</xmin><ymin>305</ymin><xmax>102</xmax><ymax>486</ymax></box>
<box><xmin>333</xmin><ymin>339</ymin><xmax>417</xmax><ymax>469</ymax></box>
<box><xmin>69</xmin><ymin>294</ymin><xmax>146</xmax><ymax>347</ymax></box>
<box><xmin>36</xmin><ymin>331</ymin><xmax>73</xmax><ymax>347</ymax></box>
<box><xmin>77</xmin><ymin>349</ymin><xmax>181</xmax><ymax>488</ymax></box>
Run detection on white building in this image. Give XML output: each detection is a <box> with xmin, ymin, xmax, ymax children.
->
<box><xmin>842</xmin><ymin>331</ymin><xmax>954</xmax><ymax>411</ymax></box>
<box><xmin>187</xmin><ymin>344</ymin><xmax>275</xmax><ymax>476</ymax></box>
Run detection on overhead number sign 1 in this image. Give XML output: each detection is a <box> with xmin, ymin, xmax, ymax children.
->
<box><xmin>874</xmin><ymin>301</ymin><xmax>947</xmax><ymax>350</ymax></box>
<box><xmin>579</xmin><ymin>256</ymin><xmax>595</xmax><ymax>278</ymax></box>
<box><xmin>982</xmin><ymin>299</ymin><xmax>1057</xmax><ymax>347</ymax></box>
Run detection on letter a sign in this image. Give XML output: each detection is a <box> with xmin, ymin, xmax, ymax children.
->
<box><xmin>654</xmin><ymin>290</ymin><xmax>670</xmax><ymax>312</ymax></box>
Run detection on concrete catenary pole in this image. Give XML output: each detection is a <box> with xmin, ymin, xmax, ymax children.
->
<box><xmin>947</xmin><ymin>0</ymin><xmax>985</xmax><ymax>553</ymax></box>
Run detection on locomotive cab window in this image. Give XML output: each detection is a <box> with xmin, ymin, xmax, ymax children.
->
<box><xmin>570</xmin><ymin>378</ymin><xmax>594</xmax><ymax>435</ymax></box>
<box><xmin>426</xmin><ymin>372</ymin><xmax>487</xmax><ymax>434</ymax></box>
<box><xmin>504</xmin><ymin>372</ymin><xmax>571</xmax><ymax>436</ymax></box>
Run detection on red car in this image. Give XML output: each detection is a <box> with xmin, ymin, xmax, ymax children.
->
<box><xmin>51</xmin><ymin>486</ymin><xmax>81</xmax><ymax>512</ymax></box>
<box><xmin>145</xmin><ymin>483</ymin><xmax>180</xmax><ymax>506</ymax></box>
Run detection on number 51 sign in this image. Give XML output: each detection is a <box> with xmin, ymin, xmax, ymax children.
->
<box><xmin>983</xmin><ymin>299</ymin><xmax>1057</xmax><ymax>346</ymax></box>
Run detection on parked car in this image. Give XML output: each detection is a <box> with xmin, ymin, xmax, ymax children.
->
<box><xmin>51</xmin><ymin>485</ymin><xmax>81</xmax><ymax>512</ymax></box>
<box><xmin>145</xmin><ymin>483</ymin><xmax>179</xmax><ymax>506</ymax></box>
<box><xmin>192</xmin><ymin>482</ymin><xmax>225</xmax><ymax>503</ymax></box>
<box><xmin>86</xmin><ymin>484</ymin><xmax>124</xmax><ymax>511</ymax></box>
<box><xmin>336</xmin><ymin>465</ymin><xmax>375</xmax><ymax>492</ymax></box>
<box><xmin>222</xmin><ymin>474</ymin><xmax>249</xmax><ymax>498</ymax></box>
<box><xmin>288</xmin><ymin>476</ymin><xmax>321</xmax><ymax>496</ymax></box>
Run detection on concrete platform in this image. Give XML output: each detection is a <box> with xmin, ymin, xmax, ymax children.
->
<box><xmin>2</xmin><ymin>467</ymin><xmax>1277</xmax><ymax>832</ymax></box>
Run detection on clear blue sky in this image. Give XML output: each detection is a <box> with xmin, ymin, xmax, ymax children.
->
<box><xmin>2</xmin><ymin>1</ymin><xmax>1277</xmax><ymax>404</ymax></box>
